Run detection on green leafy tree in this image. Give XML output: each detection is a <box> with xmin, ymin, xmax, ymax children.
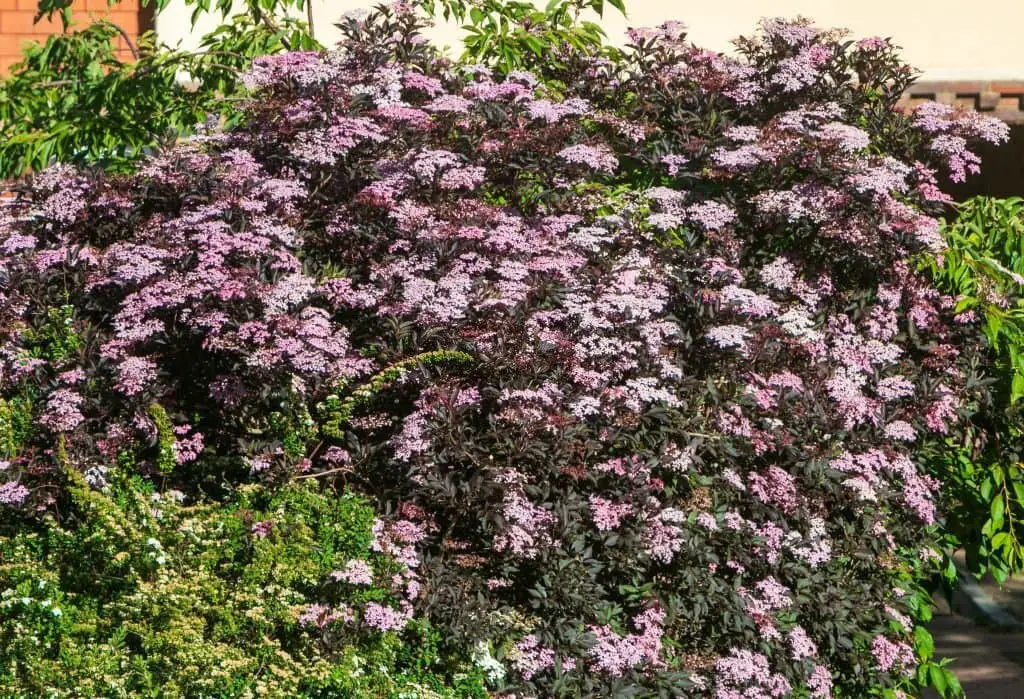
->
<box><xmin>0</xmin><ymin>0</ymin><xmax>319</xmax><ymax>178</ymax></box>
<box><xmin>423</xmin><ymin>0</ymin><xmax>625</xmax><ymax>76</ymax></box>
<box><xmin>926</xmin><ymin>196</ymin><xmax>1024</xmax><ymax>583</ymax></box>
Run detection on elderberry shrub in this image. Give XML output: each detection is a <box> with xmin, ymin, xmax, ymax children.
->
<box><xmin>0</xmin><ymin>4</ymin><xmax>1007</xmax><ymax>697</ymax></box>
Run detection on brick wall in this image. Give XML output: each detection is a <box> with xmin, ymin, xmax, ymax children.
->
<box><xmin>899</xmin><ymin>81</ymin><xmax>1024</xmax><ymax>124</ymax></box>
<box><xmin>0</xmin><ymin>0</ymin><xmax>150</xmax><ymax>73</ymax></box>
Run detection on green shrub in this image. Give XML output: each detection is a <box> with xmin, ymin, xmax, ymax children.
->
<box><xmin>0</xmin><ymin>474</ymin><xmax>484</xmax><ymax>697</ymax></box>
<box><xmin>926</xmin><ymin>197</ymin><xmax>1024</xmax><ymax>582</ymax></box>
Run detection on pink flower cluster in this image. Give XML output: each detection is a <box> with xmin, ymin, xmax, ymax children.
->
<box><xmin>587</xmin><ymin>607</ymin><xmax>665</xmax><ymax>676</ymax></box>
<box><xmin>715</xmin><ymin>647</ymin><xmax>792</xmax><ymax>698</ymax></box>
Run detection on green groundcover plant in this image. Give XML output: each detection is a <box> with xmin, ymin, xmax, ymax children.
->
<box><xmin>0</xmin><ymin>3</ymin><xmax>1012</xmax><ymax>697</ymax></box>
<box><xmin>1</xmin><ymin>473</ymin><xmax>487</xmax><ymax>696</ymax></box>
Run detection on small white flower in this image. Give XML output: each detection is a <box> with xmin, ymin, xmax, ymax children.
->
<box><xmin>471</xmin><ymin>641</ymin><xmax>507</xmax><ymax>683</ymax></box>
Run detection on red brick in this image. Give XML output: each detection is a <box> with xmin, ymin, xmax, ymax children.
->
<box><xmin>946</xmin><ymin>80</ymin><xmax>987</xmax><ymax>93</ymax></box>
<box><xmin>107</xmin><ymin>10</ymin><xmax>139</xmax><ymax>31</ymax></box>
<box><xmin>992</xmin><ymin>81</ymin><xmax>1024</xmax><ymax>96</ymax></box>
<box><xmin>90</xmin><ymin>0</ymin><xmax>139</xmax><ymax>9</ymax></box>
<box><xmin>0</xmin><ymin>32</ymin><xmax>26</xmax><ymax>53</ymax></box>
<box><xmin>2</xmin><ymin>10</ymin><xmax>75</xmax><ymax>34</ymax></box>
<box><xmin>0</xmin><ymin>11</ymin><xmax>38</xmax><ymax>33</ymax></box>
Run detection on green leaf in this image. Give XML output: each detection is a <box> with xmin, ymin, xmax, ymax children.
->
<box><xmin>1013</xmin><ymin>373</ymin><xmax>1024</xmax><ymax>403</ymax></box>
<box><xmin>992</xmin><ymin>531</ymin><xmax>1012</xmax><ymax>552</ymax></box>
<box><xmin>928</xmin><ymin>663</ymin><xmax>949</xmax><ymax>696</ymax></box>
<box><xmin>993</xmin><ymin>494</ymin><xmax>1006</xmax><ymax>521</ymax></box>
<box><xmin>914</xmin><ymin>625</ymin><xmax>935</xmax><ymax>661</ymax></box>
<box><xmin>523</xmin><ymin>35</ymin><xmax>545</xmax><ymax>56</ymax></box>
<box><xmin>981</xmin><ymin>477</ymin><xmax>995</xmax><ymax>501</ymax></box>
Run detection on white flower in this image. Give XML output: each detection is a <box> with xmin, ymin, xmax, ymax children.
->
<box><xmin>471</xmin><ymin>641</ymin><xmax>507</xmax><ymax>683</ymax></box>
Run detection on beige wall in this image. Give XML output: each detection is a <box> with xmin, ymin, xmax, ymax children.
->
<box><xmin>155</xmin><ymin>0</ymin><xmax>1024</xmax><ymax>81</ymax></box>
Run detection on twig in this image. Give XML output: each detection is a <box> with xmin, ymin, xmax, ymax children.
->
<box><xmin>101</xmin><ymin>20</ymin><xmax>139</xmax><ymax>61</ymax></box>
<box><xmin>199</xmin><ymin>50</ymin><xmax>249</xmax><ymax>61</ymax></box>
<box><xmin>258</xmin><ymin>10</ymin><xmax>292</xmax><ymax>51</ymax></box>
<box><xmin>294</xmin><ymin>466</ymin><xmax>353</xmax><ymax>480</ymax></box>
<box><xmin>200</xmin><ymin>62</ymin><xmax>245</xmax><ymax>75</ymax></box>
<box><xmin>681</xmin><ymin>431</ymin><xmax>722</xmax><ymax>440</ymax></box>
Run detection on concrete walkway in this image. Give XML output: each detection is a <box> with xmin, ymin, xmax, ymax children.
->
<box><xmin>929</xmin><ymin>611</ymin><xmax>1024</xmax><ymax>698</ymax></box>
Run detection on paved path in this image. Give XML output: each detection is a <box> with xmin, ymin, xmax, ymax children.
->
<box><xmin>929</xmin><ymin>612</ymin><xmax>1024</xmax><ymax>698</ymax></box>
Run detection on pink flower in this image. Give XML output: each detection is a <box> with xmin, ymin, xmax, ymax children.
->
<box><xmin>173</xmin><ymin>428</ymin><xmax>204</xmax><ymax>465</ymax></box>
<box><xmin>557</xmin><ymin>144</ymin><xmax>618</xmax><ymax>173</ymax></box>
<box><xmin>39</xmin><ymin>389</ymin><xmax>85</xmax><ymax>433</ymax></box>
<box><xmin>511</xmin><ymin>635</ymin><xmax>556</xmax><ymax>680</ymax></box>
<box><xmin>706</xmin><ymin>325</ymin><xmax>749</xmax><ymax>352</ymax></box>
<box><xmin>493</xmin><ymin>488</ymin><xmax>556</xmax><ymax>558</ymax></box>
<box><xmin>716</xmin><ymin>647</ymin><xmax>792</xmax><ymax>697</ymax></box>
<box><xmin>788</xmin><ymin>626</ymin><xmax>818</xmax><ymax>660</ymax></box>
<box><xmin>251</xmin><ymin>520</ymin><xmax>273</xmax><ymax>538</ymax></box>
<box><xmin>298</xmin><ymin>603</ymin><xmax>351</xmax><ymax>629</ymax></box>
<box><xmin>808</xmin><ymin>664</ymin><xmax>833</xmax><ymax>698</ymax></box>
<box><xmin>0</xmin><ymin>481</ymin><xmax>30</xmax><ymax>506</ymax></box>
<box><xmin>362</xmin><ymin>602</ymin><xmax>410</xmax><ymax>632</ymax></box>
<box><xmin>58</xmin><ymin>368</ymin><xmax>86</xmax><ymax>384</ymax></box>
<box><xmin>685</xmin><ymin>201</ymin><xmax>736</xmax><ymax>231</ymax></box>
<box><xmin>589</xmin><ymin>495</ymin><xmax>634</xmax><ymax>531</ymax></box>
<box><xmin>748</xmin><ymin>466</ymin><xmax>801</xmax><ymax>514</ymax></box>
<box><xmin>871</xmin><ymin>635</ymin><xmax>916</xmax><ymax>675</ymax></box>
<box><xmin>321</xmin><ymin>446</ymin><xmax>351</xmax><ymax>464</ymax></box>
<box><xmin>925</xmin><ymin>389</ymin><xmax>959</xmax><ymax>433</ymax></box>
<box><xmin>587</xmin><ymin>607</ymin><xmax>664</xmax><ymax>676</ymax></box>
<box><xmin>331</xmin><ymin>559</ymin><xmax>375</xmax><ymax>585</ymax></box>
<box><xmin>661</xmin><ymin>154</ymin><xmax>689</xmax><ymax>175</ymax></box>
<box><xmin>696</xmin><ymin>512</ymin><xmax>718</xmax><ymax>531</ymax></box>
<box><xmin>884</xmin><ymin>420</ymin><xmax>917</xmax><ymax>442</ymax></box>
